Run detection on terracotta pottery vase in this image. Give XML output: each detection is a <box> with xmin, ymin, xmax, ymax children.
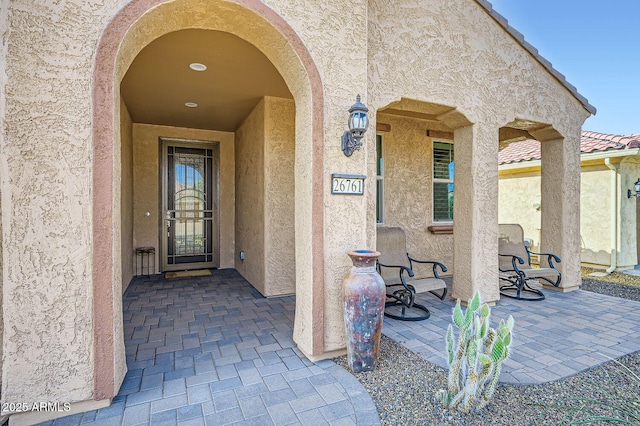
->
<box><xmin>342</xmin><ymin>249</ymin><xmax>386</xmax><ymax>373</ymax></box>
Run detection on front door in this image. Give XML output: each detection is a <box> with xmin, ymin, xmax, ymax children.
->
<box><xmin>162</xmin><ymin>138</ymin><xmax>219</xmax><ymax>271</ymax></box>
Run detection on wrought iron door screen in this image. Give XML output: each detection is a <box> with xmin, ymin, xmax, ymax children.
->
<box><xmin>164</xmin><ymin>143</ymin><xmax>218</xmax><ymax>270</ymax></box>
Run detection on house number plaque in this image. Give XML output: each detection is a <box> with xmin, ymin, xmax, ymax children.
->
<box><xmin>331</xmin><ymin>174</ymin><xmax>366</xmax><ymax>195</ymax></box>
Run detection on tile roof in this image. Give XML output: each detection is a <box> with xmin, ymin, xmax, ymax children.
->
<box><xmin>475</xmin><ymin>1</ymin><xmax>596</xmax><ymax>115</ymax></box>
<box><xmin>499</xmin><ymin>131</ymin><xmax>640</xmax><ymax>165</ymax></box>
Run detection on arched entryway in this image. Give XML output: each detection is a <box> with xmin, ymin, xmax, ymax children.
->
<box><xmin>93</xmin><ymin>0</ymin><xmax>325</xmax><ymax>400</ymax></box>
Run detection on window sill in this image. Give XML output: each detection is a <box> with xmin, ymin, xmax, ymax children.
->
<box><xmin>428</xmin><ymin>224</ymin><xmax>453</xmax><ymax>234</ymax></box>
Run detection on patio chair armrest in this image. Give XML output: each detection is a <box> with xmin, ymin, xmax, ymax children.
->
<box><xmin>498</xmin><ymin>253</ymin><xmax>525</xmax><ymax>273</ymax></box>
<box><xmin>528</xmin><ymin>251</ymin><xmax>561</xmax><ymax>266</ymax></box>
<box><xmin>377</xmin><ymin>261</ymin><xmax>417</xmax><ymax>294</ymax></box>
<box><xmin>407</xmin><ymin>255</ymin><xmax>448</xmax><ymax>278</ymax></box>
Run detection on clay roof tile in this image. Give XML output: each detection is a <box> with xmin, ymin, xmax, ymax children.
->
<box><xmin>499</xmin><ymin>130</ymin><xmax>640</xmax><ymax>164</ymax></box>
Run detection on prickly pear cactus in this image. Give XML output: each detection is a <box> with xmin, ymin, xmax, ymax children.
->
<box><xmin>438</xmin><ymin>291</ymin><xmax>514</xmax><ymax>413</ymax></box>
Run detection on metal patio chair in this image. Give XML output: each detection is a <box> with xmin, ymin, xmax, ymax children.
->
<box><xmin>376</xmin><ymin>226</ymin><xmax>448</xmax><ymax>321</ymax></box>
<box><xmin>498</xmin><ymin>223</ymin><xmax>561</xmax><ymax>301</ymax></box>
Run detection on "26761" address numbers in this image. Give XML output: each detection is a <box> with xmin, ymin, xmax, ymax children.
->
<box><xmin>331</xmin><ymin>174</ymin><xmax>366</xmax><ymax>195</ymax></box>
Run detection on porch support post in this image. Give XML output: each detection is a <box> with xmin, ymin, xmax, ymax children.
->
<box><xmin>539</xmin><ymin>130</ymin><xmax>581</xmax><ymax>292</ymax></box>
<box><xmin>451</xmin><ymin>122</ymin><xmax>500</xmax><ymax>305</ymax></box>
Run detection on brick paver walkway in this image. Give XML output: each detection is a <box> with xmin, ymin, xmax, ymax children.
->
<box><xmin>38</xmin><ymin>270</ymin><xmax>379</xmax><ymax>426</ymax></box>
<box><xmin>383</xmin><ymin>285</ymin><xmax>640</xmax><ymax>384</ymax></box>
<box><xmin>34</xmin><ymin>270</ymin><xmax>640</xmax><ymax>425</ymax></box>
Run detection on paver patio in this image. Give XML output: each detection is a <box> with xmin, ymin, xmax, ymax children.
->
<box><xmin>37</xmin><ymin>270</ymin><xmax>379</xmax><ymax>426</ymax></box>
<box><xmin>384</xmin><ymin>282</ymin><xmax>640</xmax><ymax>384</ymax></box>
<box><xmin>36</xmin><ymin>269</ymin><xmax>640</xmax><ymax>425</ymax></box>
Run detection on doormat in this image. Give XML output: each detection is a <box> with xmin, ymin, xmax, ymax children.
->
<box><xmin>165</xmin><ymin>269</ymin><xmax>212</xmax><ymax>279</ymax></box>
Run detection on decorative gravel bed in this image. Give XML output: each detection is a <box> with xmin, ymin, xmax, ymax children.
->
<box><xmin>334</xmin><ymin>273</ymin><xmax>640</xmax><ymax>425</ymax></box>
<box><xmin>581</xmin><ymin>267</ymin><xmax>640</xmax><ymax>301</ymax></box>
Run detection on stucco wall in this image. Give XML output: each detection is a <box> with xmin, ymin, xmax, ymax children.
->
<box><xmin>1</xmin><ymin>0</ymin><xmax>100</xmax><ymax>404</ymax></box>
<box><xmin>368</xmin><ymin>0</ymin><xmax>589</xmax><ymax>132</ymax></box>
<box><xmin>121</xmin><ymin>99</ymin><xmax>134</xmax><ymax>291</ymax></box>
<box><xmin>580</xmin><ymin>165</ymin><xmax>614</xmax><ymax>266</ymax></box>
<box><xmin>498</xmin><ymin>170</ymin><xmax>542</xmax><ymax>250</ymax></box>
<box><xmin>0</xmin><ymin>0</ymin><xmax>359</xmax><ymax>406</ymax></box>
<box><xmin>498</xmin><ymin>161</ymin><xmax>629</xmax><ymax>269</ymax></box>
<box><xmin>133</xmin><ymin>124</ymin><xmax>236</xmax><ymax>272</ymax></box>
<box><xmin>235</xmin><ymin>99</ymin><xmax>266</xmax><ymax>293</ymax></box>
<box><xmin>264</xmin><ymin>97</ymin><xmax>296</xmax><ymax>296</ymax></box>
<box><xmin>0</xmin><ymin>0</ymin><xmax>5</xmax><ymax>387</ymax></box>
<box><xmin>261</xmin><ymin>0</ymin><xmax>370</xmax><ymax>352</ymax></box>
<box><xmin>618</xmin><ymin>159</ymin><xmax>640</xmax><ymax>268</ymax></box>
<box><xmin>235</xmin><ymin>97</ymin><xmax>296</xmax><ymax>297</ymax></box>
<box><xmin>377</xmin><ymin>113</ymin><xmax>455</xmax><ymax>276</ymax></box>
<box><xmin>368</xmin><ymin>0</ymin><xmax>589</xmax><ymax>301</ymax></box>
<box><xmin>0</xmin><ymin>0</ymin><xmax>593</xmax><ymax>409</ymax></box>
<box><xmin>111</xmin><ymin>93</ymin><xmax>128</xmax><ymax>402</ymax></box>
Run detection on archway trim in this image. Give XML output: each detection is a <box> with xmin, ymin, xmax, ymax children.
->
<box><xmin>92</xmin><ymin>0</ymin><xmax>325</xmax><ymax>399</ymax></box>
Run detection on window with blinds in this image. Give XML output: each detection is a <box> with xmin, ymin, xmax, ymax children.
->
<box><xmin>433</xmin><ymin>141</ymin><xmax>454</xmax><ymax>222</ymax></box>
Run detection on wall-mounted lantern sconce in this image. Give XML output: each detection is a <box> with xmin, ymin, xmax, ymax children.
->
<box><xmin>341</xmin><ymin>95</ymin><xmax>369</xmax><ymax>157</ymax></box>
<box><xmin>628</xmin><ymin>178</ymin><xmax>640</xmax><ymax>198</ymax></box>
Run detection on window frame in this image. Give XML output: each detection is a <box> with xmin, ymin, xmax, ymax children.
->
<box><xmin>432</xmin><ymin>140</ymin><xmax>454</xmax><ymax>224</ymax></box>
<box><xmin>376</xmin><ymin>133</ymin><xmax>384</xmax><ymax>224</ymax></box>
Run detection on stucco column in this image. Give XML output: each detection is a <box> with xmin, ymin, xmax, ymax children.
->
<box><xmin>451</xmin><ymin>122</ymin><xmax>500</xmax><ymax>304</ymax></box>
<box><xmin>539</xmin><ymin>132</ymin><xmax>581</xmax><ymax>291</ymax></box>
<box><xmin>318</xmin><ymin>100</ymin><xmax>371</xmax><ymax>357</ymax></box>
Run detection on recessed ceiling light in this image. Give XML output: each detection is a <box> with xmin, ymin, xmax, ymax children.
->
<box><xmin>185</xmin><ymin>102</ymin><xmax>198</xmax><ymax>108</ymax></box>
<box><xmin>189</xmin><ymin>63</ymin><xmax>207</xmax><ymax>71</ymax></box>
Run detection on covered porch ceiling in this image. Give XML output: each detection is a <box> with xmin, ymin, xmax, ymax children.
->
<box><xmin>120</xmin><ymin>29</ymin><xmax>293</xmax><ymax>132</ymax></box>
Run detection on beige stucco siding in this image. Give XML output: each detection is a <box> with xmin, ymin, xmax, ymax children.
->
<box><xmin>368</xmin><ymin>0</ymin><xmax>588</xmax><ymax>133</ymax></box>
<box><xmin>618</xmin><ymin>159</ymin><xmax>640</xmax><ymax>268</ymax></box>
<box><xmin>121</xmin><ymin>99</ymin><xmax>134</xmax><ymax>291</ymax></box>
<box><xmin>369</xmin><ymin>0</ymin><xmax>589</xmax><ymax>301</ymax></box>
<box><xmin>132</xmin><ymin>124</ymin><xmax>236</xmax><ymax>272</ymax></box>
<box><xmin>499</xmin><ymin>166</ymin><xmax>613</xmax><ymax>266</ymax></box>
<box><xmin>0</xmin><ymin>0</ymin><xmax>4</xmax><ymax>383</ymax></box>
<box><xmin>267</xmin><ymin>0</ymin><xmax>370</xmax><ymax>352</ymax></box>
<box><xmin>112</xmin><ymin>89</ymin><xmax>126</xmax><ymax>394</ymax></box>
<box><xmin>499</xmin><ymin>160</ymin><xmax>640</xmax><ymax>270</ymax></box>
<box><xmin>264</xmin><ymin>97</ymin><xmax>296</xmax><ymax>296</ymax></box>
<box><xmin>235</xmin><ymin>99</ymin><xmax>266</xmax><ymax>292</ymax></box>
<box><xmin>498</xmin><ymin>171</ymin><xmax>542</xmax><ymax>250</ymax></box>
<box><xmin>236</xmin><ymin>97</ymin><xmax>296</xmax><ymax>297</ymax></box>
<box><xmin>0</xmin><ymin>0</ymin><xmax>101</xmax><ymax>404</ymax></box>
<box><xmin>377</xmin><ymin>113</ymin><xmax>455</xmax><ymax>276</ymax></box>
<box><xmin>580</xmin><ymin>166</ymin><xmax>614</xmax><ymax>266</ymax></box>
<box><xmin>0</xmin><ymin>0</ymin><xmax>592</xmax><ymax>411</ymax></box>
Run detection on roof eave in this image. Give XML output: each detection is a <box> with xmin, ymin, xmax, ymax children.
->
<box><xmin>475</xmin><ymin>0</ymin><xmax>597</xmax><ymax>116</ymax></box>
